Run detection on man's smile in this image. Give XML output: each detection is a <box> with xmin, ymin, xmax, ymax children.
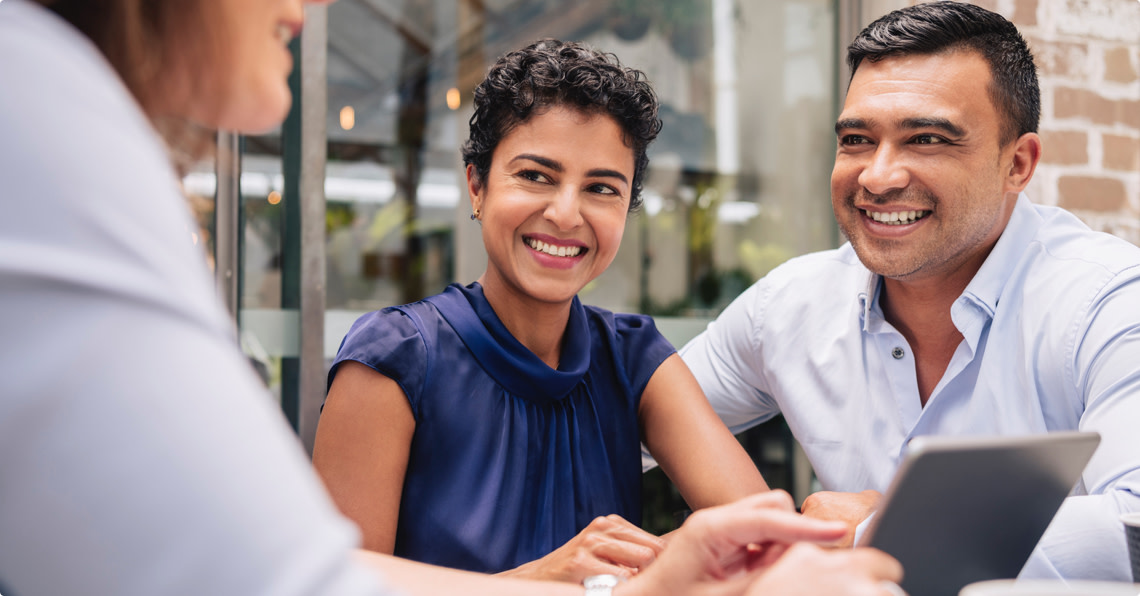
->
<box><xmin>862</xmin><ymin>209</ymin><xmax>931</xmax><ymax>225</ymax></box>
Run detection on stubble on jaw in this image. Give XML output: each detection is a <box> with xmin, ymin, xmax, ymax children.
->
<box><xmin>836</xmin><ymin>187</ymin><xmax>941</xmax><ymax>281</ymax></box>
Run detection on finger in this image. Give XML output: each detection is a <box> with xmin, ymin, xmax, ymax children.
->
<box><xmin>745</xmin><ymin>540</ymin><xmax>791</xmax><ymax>569</ymax></box>
<box><xmin>593</xmin><ymin>516</ymin><xmax>666</xmax><ymax>553</ymax></box>
<box><xmin>567</xmin><ymin>557</ymin><xmax>638</xmax><ymax>581</ymax></box>
<box><xmin>851</xmin><ymin>548</ymin><xmax>904</xmax><ymax>584</ymax></box>
<box><xmin>712</xmin><ymin>539</ymin><xmax>789</xmax><ymax>577</ymax></box>
<box><xmin>691</xmin><ymin>504</ymin><xmax>848</xmax><ymax>549</ymax></box>
<box><xmin>730</xmin><ymin>490</ymin><xmax>798</xmax><ymax>513</ymax></box>
<box><xmin>880</xmin><ymin>581</ymin><xmax>908</xmax><ymax>596</ymax></box>
<box><xmin>589</xmin><ymin>536</ymin><xmax>661</xmax><ymax>570</ymax></box>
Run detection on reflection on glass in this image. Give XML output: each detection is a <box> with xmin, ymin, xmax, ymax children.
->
<box><xmin>182</xmin><ymin>164</ymin><xmax>218</xmax><ymax>274</ymax></box>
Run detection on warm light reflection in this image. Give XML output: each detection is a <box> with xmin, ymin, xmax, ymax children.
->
<box><xmin>190</xmin><ymin>232</ymin><xmax>199</xmax><ymax>245</ymax></box>
<box><xmin>446</xmin><ymin>87</ymin><xmax>461</xmax><ymax>110</ymax></box>
<box><xmin>340</xmin><ymin>105</ymin><xmax>355</xmax><ymax>130</ymax></box>
<box><xmin>267</xmin><ymin>191</ymin><xmax>282</xmax><ymax>205</ymax></box>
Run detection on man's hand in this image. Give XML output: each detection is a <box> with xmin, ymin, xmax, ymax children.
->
<box><xmin>799</xmin><ymin>490</ymin><xmax>882</xmax><ymax>548</ymax></box>
<box><xmin>500</xmin><ymin>514</ymin><xmax>665</xmax><ymax>583</ymax></box>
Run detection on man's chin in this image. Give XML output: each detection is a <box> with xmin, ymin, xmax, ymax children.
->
<box><xmin>848</xmin><ymin>242</ymin><xmax>924</xmax><ymax>281</ymax></box>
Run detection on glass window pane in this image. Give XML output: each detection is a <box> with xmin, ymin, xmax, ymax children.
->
<box><xmin>323</xmin><ymin>0</ymin><xmax>838</xmax><ymax>323</ymax></box>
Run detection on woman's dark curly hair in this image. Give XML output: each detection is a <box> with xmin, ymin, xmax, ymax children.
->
<box><xmin>461</xmin><ymin>39</ymin><xmax>662</xmax><ymax>211</ymax></box>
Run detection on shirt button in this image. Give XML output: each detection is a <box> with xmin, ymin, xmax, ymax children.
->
<box><xmin>891</xmin><ymin>347</ymin><xmax>905</xmax><ymax>359</ymax></box>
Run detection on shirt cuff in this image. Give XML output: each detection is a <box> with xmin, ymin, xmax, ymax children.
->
<box><xmin>853</xmin><ymin>512</ymin><xmax>876</xmax><ymax>547</ymax></box>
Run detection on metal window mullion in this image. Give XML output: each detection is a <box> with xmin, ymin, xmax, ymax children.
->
<box><xmin>297</xmin><ymin>4</ymin><xmax>329</xmax><ymax>455</ymax></box>
<box><xmin>214</xmin><ymin>131</ymin><xmax>242</xmax><ymax>322</ymax></box>
<box><xmin>280</xmin><ymin>5</ymin><xmax>328</xmax><ymax>453</ymax></box>
<box><xmin>280</xmin><ymin>7</ymin><xmax>329</xmax><ymax>453</ymax></box>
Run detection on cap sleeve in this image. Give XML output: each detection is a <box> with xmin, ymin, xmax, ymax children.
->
<box><xmin>613</xmin><ymin>312</ymin><xmax>677</xmax><ymax>399</ymax></box>
<box><xmin>327</xmin><ymin>307</ymin><xmax>428</xmax><ymax>418</ymax></box>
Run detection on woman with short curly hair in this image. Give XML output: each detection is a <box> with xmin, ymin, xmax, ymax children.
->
<box><xmin>313</xmin><ymin>39</ymin><xmax>768</xmax><ymax>583</ymax></box>
<box><xmin>462</xmin><ymin>39</ymin><xmax>661</xmax><ymax>212</ymax></box>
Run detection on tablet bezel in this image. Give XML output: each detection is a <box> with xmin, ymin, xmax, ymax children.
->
<box><xmin>863</xmin><ymin>431</ymin><xmax>1101</xmax><ymax>596</ymax></box>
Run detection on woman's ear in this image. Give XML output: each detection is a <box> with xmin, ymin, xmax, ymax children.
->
<box><xmin>466</xmin><ymin>164</ymin><xmax>483</xmax><ymax>215</ymax></box>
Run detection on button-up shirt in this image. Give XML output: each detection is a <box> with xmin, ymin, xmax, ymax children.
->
<box><xmin>681</xmin><ymin>194</ymin><xmax>1140</xmax><ymax>579</ymax></box>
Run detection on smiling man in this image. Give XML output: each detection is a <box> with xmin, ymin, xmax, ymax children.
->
<box><xmin>680</xmin><ymin>0</ymin><xmax>1140</xmax><ymax>580</ymax></box>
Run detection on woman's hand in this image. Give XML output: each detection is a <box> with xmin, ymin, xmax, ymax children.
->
<box><xmin>499</xmin><ymin>514</ymin><xmax>666</xmax><ymax>584</ymax></box>
<box><xmin>745</xmin><ymin>543</ymin><xmax>903</xmax><ymax>596</ymax></box>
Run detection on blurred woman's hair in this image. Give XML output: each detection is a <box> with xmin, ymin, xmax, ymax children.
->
<box><xmin>37</xmin><ymin>0</ymin><xmax>218</xmax><ymax>172</ymax></box>
<box><xmin>462</xmin><ymin>39</ymin><xmax>662</xmax><ymax>210</ymax></box>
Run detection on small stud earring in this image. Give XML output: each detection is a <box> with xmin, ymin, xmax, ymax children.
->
<box><xmin>470</xmin><ymin>209</ymin><xmax>480</xmax><ymax>221</ymax></box>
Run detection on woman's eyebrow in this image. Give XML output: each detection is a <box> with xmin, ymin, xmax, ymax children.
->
<box><xmin>510</xmin><ymin>154</ymin><xmax>628</xmax><ymax>183</ymax></box>
<box><xmin>586</xmin><ymin>168</ymin><xmax>628</xmax><ymax>183</ymax></box>
<box><xmin>510</xmin><ymin>153</ymin><xmax>562</xmax><ymax>171</ymax></box>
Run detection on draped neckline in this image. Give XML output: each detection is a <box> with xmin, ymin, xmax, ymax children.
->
<box><xmin>425</xmin><ymin>282</ymin><xmax>591</xmax><ymax>403</ymax></box>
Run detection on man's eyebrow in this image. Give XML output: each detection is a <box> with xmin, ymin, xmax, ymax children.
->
<box><xmin>834</xmin><ymin>117</ymin><xmax>966</xmax><ymax>139</ymax></box>
<box><xmin>900</xmin><ymin>117</ymin><xmax>965</xmax><ymax>137</ymax></box>
<box><xmin>834</xmin><ymin>118</ymin><xmax>868</xmax><ymax>134</ymax></box>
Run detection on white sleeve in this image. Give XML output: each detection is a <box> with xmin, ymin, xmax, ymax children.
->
<box><xmin>0</xmin><ymin>3</ymin><xmax>394</xmax><ymax>595</ymax></box>
<box><xmin>679</xmin><ymin>279</ymin><xmax>783</xmax><ymax>435</ymax></box>
<box><xmin>1022</xmin><ymin>271</ymin><xmax>1140</xmax><ymax>580</ymax></box>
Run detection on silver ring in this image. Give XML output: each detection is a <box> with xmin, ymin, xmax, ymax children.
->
<box><xmin>879</xmin><ymin>580</ymin><xmax>907</xmax><ymax>596</ymax></box>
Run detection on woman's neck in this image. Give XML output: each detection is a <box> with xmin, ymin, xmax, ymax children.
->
<box><xmin>476</xmin><ymin>275</ymin><xmax>572</xmax><ymax>369</ymax></box>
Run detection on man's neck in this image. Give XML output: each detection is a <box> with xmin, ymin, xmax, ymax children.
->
<box><xmin>879</xmin><ymin>274</ymin><xmax>970</xmax><ymax>407</ymax></box>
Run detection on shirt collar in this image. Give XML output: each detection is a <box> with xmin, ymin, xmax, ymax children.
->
<box><xmin>855</xmin><ymin>193</ymin><xmax>1040</xmax><ymax>332</ymax></box>
<box><xmin>958</xmin><ymin>193</ymin><xmax>1040</xmax><ymax>317</ymax></box>
<box><xmin>857</xmin><ymin>267</ymin><xmax>882</xmax><ymax>333</ymax></box>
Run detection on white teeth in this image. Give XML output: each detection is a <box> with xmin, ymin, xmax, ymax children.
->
<box><xmin>867</xmin><ymin>209</ymin><xmax>928</xmax><ymax>225</ymax></box>
<box><xmin>526</xmin><ymin>238</ymin><xmax>582</xmax><ymax>257</ymax></box>
<box><xmin>277</xmin><ymin>25</ymin><xmax>294</xmax><ymax>45</ymax></box>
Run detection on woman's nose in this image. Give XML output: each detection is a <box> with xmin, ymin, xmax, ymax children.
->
<box><xmin>544</xmin><ymin>188</ymin><xmax>584</xmax><ymax>230</ymax></box>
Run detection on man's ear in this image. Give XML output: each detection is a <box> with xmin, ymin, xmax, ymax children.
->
<box><xmin>465</xmin><ymin>164</ymin><xmax>483</xmax><ymax>213</ymax></box>
<box><xmin>1005</xmin><ymin>132</ymin><xmax>1042</xmax><ymax>194</ymax></box>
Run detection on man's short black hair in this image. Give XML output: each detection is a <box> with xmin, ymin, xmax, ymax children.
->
<box><xmin>461</xmin><ymin>39</ymin><xmax>662</xmax><ymax>210</ymax></box>
<box><xmin>847</xmin><ymin>1</ymin><xmax>1039</xmax><ymax>145</ymax></box>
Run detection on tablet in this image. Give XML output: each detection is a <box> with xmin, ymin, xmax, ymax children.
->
<box><xmin>863</xmin><ymin>431</ymin><xmax>1101</xmax><ymax>596</ymax></box>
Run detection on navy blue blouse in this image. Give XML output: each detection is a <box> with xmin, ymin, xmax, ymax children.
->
<box><xmin>328</xmin><ymin>282</ymin><xmax>675</xmax><ymax>573</ymax></box>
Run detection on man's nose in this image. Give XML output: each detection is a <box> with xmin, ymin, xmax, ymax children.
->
<box><xmin>857</xmin><ymin>145</ymin><xmax>910</xmax><ymax>195</ymax></box>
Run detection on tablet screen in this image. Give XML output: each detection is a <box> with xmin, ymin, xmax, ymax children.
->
<box><xmin>864</xmin><ymin>432</ymin><xmax>1101</xmax><ymax>596</ymax></box>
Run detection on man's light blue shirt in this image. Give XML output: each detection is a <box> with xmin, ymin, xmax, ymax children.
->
<box><xmin>681</xmin><ymin>195</ymin><xmax>1140</xmax><ymax>579</ymax></box>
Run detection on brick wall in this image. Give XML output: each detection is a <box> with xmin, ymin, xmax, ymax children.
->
<box><xmin>970</xmin><ymin>0</ymin><xmax>1140</xmax><ymax>245</ymax></box>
